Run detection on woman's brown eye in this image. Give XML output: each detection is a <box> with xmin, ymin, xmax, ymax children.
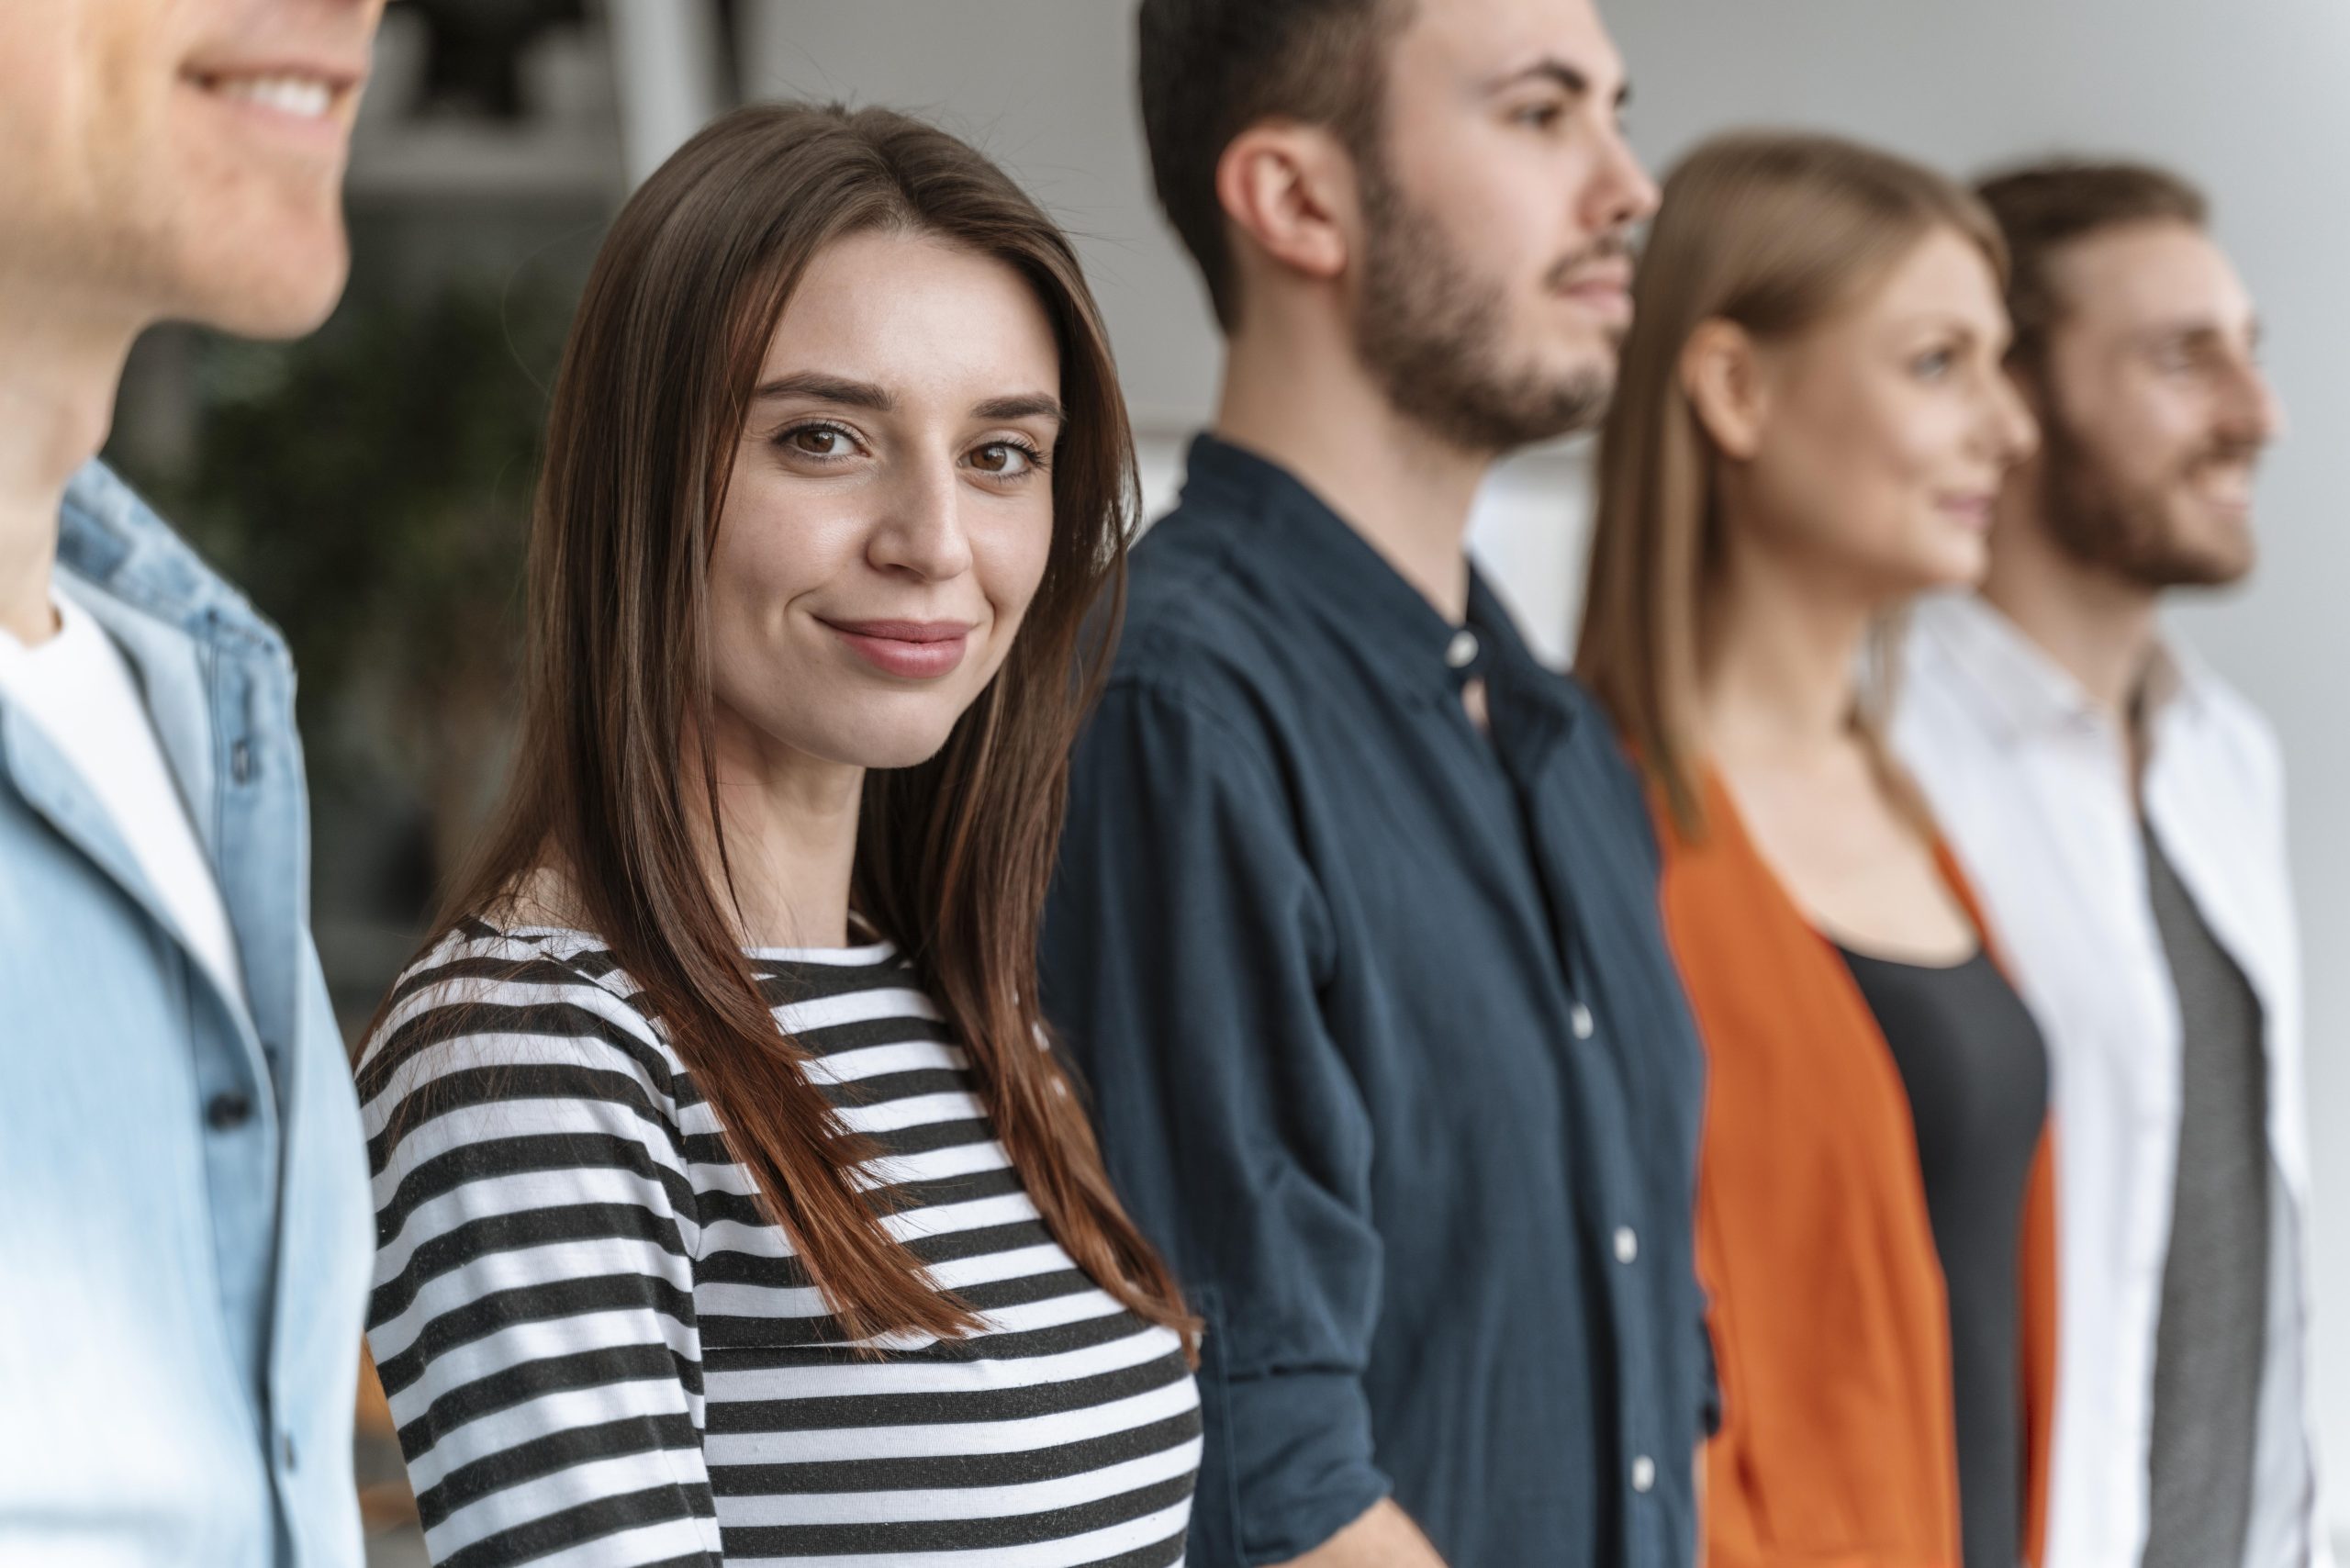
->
<box><xmin>786</xmin><ymin>425</ymin><xmax>850</xmax><ymax>458</ymax></box>
<box><xmin>973</xmin><ymin>442</ymin><xmax>1034</xmax><ymax>476</ymax></box>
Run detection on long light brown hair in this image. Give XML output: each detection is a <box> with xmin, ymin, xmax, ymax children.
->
<box><xmin>1574</xmin><ymin>131</ymin><xmax>2006</xmax><ymax>836</ymax></box>
<box><xmin>361</xmin><ymin>102</ymin><xmax>1192</xmax><ymax>1349</ymax></box>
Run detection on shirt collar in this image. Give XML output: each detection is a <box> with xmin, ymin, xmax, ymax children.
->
<box><xmin>56</xmin><ymin>460</ymin><xmax>289</xmax><ymax>668</ymax></box>
<box><xmin>1178</xmin><ymin>431</ymin><xmax>1548</xmax><ymax>704</ymax></box>
<box><xmin>1911</xmin><ymin>590</ymin><xmax>2208</xmax><ymax>745</ymax></box>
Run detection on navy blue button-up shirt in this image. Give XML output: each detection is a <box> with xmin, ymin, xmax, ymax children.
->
<box><xmin>1042</xmin><ymin>436</ymin><xmax>1712</xmax><ymax>1568</ymax></box>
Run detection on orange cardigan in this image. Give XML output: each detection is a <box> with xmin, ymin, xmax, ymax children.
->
<box><xmin>1658</xmin><ymin>771</ymin><xmax>2055</xmax><ymax>1568</ymax></box>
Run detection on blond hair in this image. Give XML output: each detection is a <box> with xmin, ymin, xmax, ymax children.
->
<box><xmin>1574</xmin><ymin>130</ymin><xmax>2006</xmax><ymax>836</ymax></box>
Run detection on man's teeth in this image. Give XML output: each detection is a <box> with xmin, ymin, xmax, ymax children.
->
<box><xmin>216</xmin><ymin>75</ymin><xmax>334</xmax><ymax>119</ymax></box>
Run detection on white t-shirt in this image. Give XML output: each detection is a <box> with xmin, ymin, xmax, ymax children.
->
<box><xmin>0</xmin><ymin>588</ymin><xmax>253</xmax><ymax>1028</ymax></box>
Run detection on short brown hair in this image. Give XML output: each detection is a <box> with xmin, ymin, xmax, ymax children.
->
<box><xmin>1137</xmin><ymin>0</ymin><xmax>1409</xmax><ymax>330</ymax></box>
<box><xmin>1975</xmin><ymin>161</ymin><xmax>2209</xmax><ymax>368</ymax></box>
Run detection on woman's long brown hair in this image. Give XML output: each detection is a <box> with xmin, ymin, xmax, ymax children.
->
<box><xmin>1573</xmin><ymin>131</ymin><xmax>2008</xmax><ymax>838</ymax></box>
<box><xmin>362</xmin><ymin>102</ymin><xmax>1192</xmax><ymax>1349</ymax></box>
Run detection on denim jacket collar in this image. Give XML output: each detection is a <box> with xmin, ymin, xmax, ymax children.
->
<box><xmin>24</xmin><ymin>461</ymin><xmax>307</xmax><ymax>1068</ymax></box>
<box><xmin>57</xmin><ymin>459</ymin><xmax>292</xmax><ymax>665</ymax></box>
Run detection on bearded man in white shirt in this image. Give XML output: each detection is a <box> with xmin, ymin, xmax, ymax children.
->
<box><xmin>1894</xmin><ymin>162</ymin><xmax>2324</xmax><ymax>1568</ymax></box>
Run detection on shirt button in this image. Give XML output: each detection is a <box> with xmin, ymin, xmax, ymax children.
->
<box><xmin>1570</xmin><ymin>1002</ymin><xmax>1595</xmax><ymax>1040</ymax></box>
<box><xmin>282</xmin><ymin>1433</ymin><xmax>298</xmax><ymax>1472</ymax></box>
<box><xmin>1630</xmin><ymin>1454</ymin><xmax>1656</xmax><ymax>1494</ymax></box>
<box><xmin>231</xmin><ymin>739</ymin><xmax>254</xmax><ymax>784</ymax></box>
<box><xmin>1445</xmin><ymin>629</ymin><xmax>1480</xmax><ymax>669</ymax></box>
<box><xmin>206</xmin><ymin>1092</ymin><xmax>253</xmax><ymax>1131</ymax></box>
<box><xmin>1613</xmin><ymin>1226</ymin><xmax>1639</xmax><ymax>1264</ymax></box>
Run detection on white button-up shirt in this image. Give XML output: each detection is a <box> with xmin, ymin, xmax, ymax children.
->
<box><xmin>1894</xmin><ymin>592</ymin><xmax>2325</xmax><ymax>1568</ymax></box>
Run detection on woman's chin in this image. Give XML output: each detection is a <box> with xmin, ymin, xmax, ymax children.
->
<box><xmin>1910</xmin><ymin>532</ymin><xmax>1990</xmax><ymax>594</ymax></box>
<box><xmin>834</xmin><ymin>723</ymin><xmax>964</xmax><ymax>774</ymax></box>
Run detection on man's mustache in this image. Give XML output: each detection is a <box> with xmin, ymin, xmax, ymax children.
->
<box><xmin>2183</xmin><ymin>434</ymin><xmax>2267</xmax><ymax>476</ymax></box>
<box><xmin>1545</xmin><ymin>230</ymin><xmax>1638</xmax><ymax>291</ymax></box>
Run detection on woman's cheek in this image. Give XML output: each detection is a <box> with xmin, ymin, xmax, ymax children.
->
<box><xmin>983</xmin><ymin>502</ymin><xmax>1057</xmax><ymax>616</ymax></box>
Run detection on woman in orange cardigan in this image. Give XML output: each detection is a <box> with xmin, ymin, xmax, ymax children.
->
<box><xmin>1578</xmin><ymin>132</ymin><xmax>2054</xmax><ymax>1568</ymax></box>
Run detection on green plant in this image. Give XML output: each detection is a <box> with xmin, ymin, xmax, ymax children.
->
<box><xmin>114</xmin><ymin>276</ymin><xmax>574</xmax><ymax>873</ymax></box>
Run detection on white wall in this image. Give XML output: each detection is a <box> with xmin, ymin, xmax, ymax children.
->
<box><xmin>744</xmin><ymin>1</ymin><xmax>2350</xmax><ymax>1526</ymax></box>
<box><xmin>738</xmin><ymin>0</ymin><xmax>1215</xmax><ymax>429</ymax></box>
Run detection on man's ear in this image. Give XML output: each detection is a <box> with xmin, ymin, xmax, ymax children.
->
<box><xmin>1214</xmin><ymin>121</ymin><xmax>1356</xmax><ymax>290</ymax></box>
<box><xmin>1681</xmin><ymin>319</ymin><xmax>1772</xmax><ymax>461</ymax></box>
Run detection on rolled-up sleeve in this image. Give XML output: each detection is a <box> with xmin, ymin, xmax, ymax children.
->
<box><xmin>1043</xmin><ymin>678</ymin><xmax>1390</xmax><ymax>1565</ymax></box>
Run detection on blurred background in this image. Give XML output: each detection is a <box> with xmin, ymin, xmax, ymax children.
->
<box><xmin>98</xmin><ymin>2</ymin><xmax>2350</xmax><ymax>1560</ymax></box>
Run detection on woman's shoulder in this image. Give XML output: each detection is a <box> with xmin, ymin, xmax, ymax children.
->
<box><xmin>355</xmin><ymin>915</ymin><xmax>688</xmax><ymax>1132</ymax></box>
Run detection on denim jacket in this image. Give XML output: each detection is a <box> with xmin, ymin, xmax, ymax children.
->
<box><xmin>0</xmin><ymin>462</ymin><xmax>370</xmax><ymax>1567</ymax></box>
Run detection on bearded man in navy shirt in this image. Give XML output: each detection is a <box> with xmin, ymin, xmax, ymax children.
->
<box><xmin>1042</xmin><ymin>2</ymin><xmax>1715</xmax><ymax>1564</ymax></box>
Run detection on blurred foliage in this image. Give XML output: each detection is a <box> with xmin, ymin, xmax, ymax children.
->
<box><xmin>112</xmin><ymin>277</ymin><xmax>575</xmax><ymax>856</ymax></box>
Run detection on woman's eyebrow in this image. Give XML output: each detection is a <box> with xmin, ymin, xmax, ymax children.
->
<box><xmin>749</xmin><ymin>375</ymin><xmax>1060</xmax><ymax>426</ymax></box>
<box><xmin>752</xmin><ymin>371</ymin><xmax>894</xmax><ymax>409</ymax></box>
<box><xmin>973</xmin><ymin>392</ymin><xmax>1066</xmax><ymax>424</ymax></box>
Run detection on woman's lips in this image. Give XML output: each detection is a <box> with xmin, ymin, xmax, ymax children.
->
<box><xmin>822</xmin><ymin>618</ymin><xmax>974</xmax><ymax>679</ymax></box>
<box><xmin>1936</xmin><ymin>493</ymin><xmax>1999</xmax><ymax>530</ymax></box>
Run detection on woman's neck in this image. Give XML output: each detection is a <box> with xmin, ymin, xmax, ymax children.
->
<box><xmin>690</xmin><ymin>711</ymin><xmax>866</xmax><ymax>950</ymax></box>
<box><xmin>1696</xmin><ymin>534</ymin><xmax>1876</xmax><ymax>770</ymax></box>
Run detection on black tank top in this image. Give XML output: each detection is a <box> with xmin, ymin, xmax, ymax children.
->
<box><xmin>1838</xmin><ymin>943</ymin><xmax>2049</xmax><ymax>1568</ymax></box>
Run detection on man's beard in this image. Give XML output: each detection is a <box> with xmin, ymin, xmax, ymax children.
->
<box><xmin>2037</xmin><ymin>409</ymin><xmax>2260</xmax><ymax>590</ymax></box>
<box><xmin>1351</xmin><ymin>155</ymin><xmax>1621</xmax><ymax>454</ymax></box>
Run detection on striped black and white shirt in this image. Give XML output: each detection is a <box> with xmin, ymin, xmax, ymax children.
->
<box><xmin>359</xmin><ymin>919</ymin><xmax>1200</xmax><ymax>1567</ymax></box>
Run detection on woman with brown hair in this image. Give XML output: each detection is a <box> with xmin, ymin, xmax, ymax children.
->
<box><xmin>1577</xmin><ymin>132</ymin><xmax>2052</xmax><ymax>1568</ymax></box>
<box><xmin>354</xmin><ymin>104</ymin><xmax>1197</xmax><ymax>1566</ymax></box>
